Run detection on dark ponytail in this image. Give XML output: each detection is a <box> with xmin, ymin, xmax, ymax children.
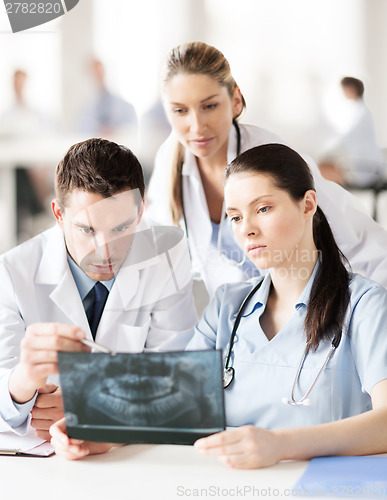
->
<box><xmin>225</xmin><ymin>144</ymin><xmax>350</xmax><ymax>351</ymax></box>
<box><xmin>306</xmin><ymin>207</ymin><xmax>350</xmax><ymax>350</ymax></box>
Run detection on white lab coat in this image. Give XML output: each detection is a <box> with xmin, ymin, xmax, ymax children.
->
<box><xmin>147</xmin><ymin>123</ymin><xmax>387</xmax><ymax>296</ymax></box>
<box><xmin>0</xmin><ymin>218</ymin><xmax>197</xmax><ymax>432</ymax></box>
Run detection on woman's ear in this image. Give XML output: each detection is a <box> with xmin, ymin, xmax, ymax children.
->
<box><xmin>232</xmin><ymin>86</ymin><xmax>243</xmax><ymax>118</ymax></box>
<box><xmin>303</xmin><ymin>190</ymin><xmax>317</xmax><ymax>220</ymax></box>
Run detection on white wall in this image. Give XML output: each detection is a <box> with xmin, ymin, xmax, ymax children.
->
<box><xmin>364</xmin><ymin>0</ymin><xmax>387</xmax><ymax>146</ymax></box>
<box><xmin>80</xmin><ymin>0</ymin><xmax>387</xmax><ymax>157</ymax></box>
<box><xmin>1</xmin><ymin>0</ymin><xmax>385</xmax><ymax>149</ymax></box>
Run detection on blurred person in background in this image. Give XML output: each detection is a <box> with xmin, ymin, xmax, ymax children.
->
<box><xmin>78</xmin><ymin>58</ymin><xmax>138</xmax><ymax>141</ymax></box>
<box><xmin>0</xmin><ymin>69</ymin><xmax>56</xmax><ymax>241</ymax></box>
<box><xmin>318</xmin><ymin>77</ymin><xmax>386</xmax><ymax>187</ymax></box>
<box><xmin>138</xmin><ymin>98</ymin><xmax>171</xmax><ymax>185</ymax></box>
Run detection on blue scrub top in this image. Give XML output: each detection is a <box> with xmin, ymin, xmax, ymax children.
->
<box><xmin>187</xmin><ymin>266</ymin><xmax>387</xmax><ymax>429</ymax></box>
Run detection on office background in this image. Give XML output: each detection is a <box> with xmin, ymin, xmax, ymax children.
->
<box><xmin>0</xmin><ymin>0</ymin><xmax>386</xmax><ymax>252</ymax></box>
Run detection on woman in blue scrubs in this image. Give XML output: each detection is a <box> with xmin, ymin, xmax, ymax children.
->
<box><xmin>190</xmin><ymin>143</ymin><xmax>387</xmax><ymax>469</ymax></box>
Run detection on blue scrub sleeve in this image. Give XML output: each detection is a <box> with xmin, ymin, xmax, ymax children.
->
<box><xmin>348</xmin><ymin>283</ymin><xmax>387</xmax><ymax>395</ymax></box>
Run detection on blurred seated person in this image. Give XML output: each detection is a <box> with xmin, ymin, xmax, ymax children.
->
<box><xmin>78</xmin><ymin>58</ymin><xmax>138</xmax><ymax>140</ymax></box>
<box><xmin>0</xmin><ymin>70</ymin><xmax>56</xmax><ymax>240</ymax></box>
<box><xmin>319</xmin><ymin>77</ymin><xmax>386</xmax><ymax>187</ymax></box>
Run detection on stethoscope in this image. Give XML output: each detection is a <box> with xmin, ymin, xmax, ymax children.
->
<box><xmin>222</xmin><ymin>280</ymin><xmax>343</xmax><ymax>407</ymax></box>
<box><xmin>181</xmin><ymin>120</ymin><xmax>246</xmax><ymax>268</ymax></box>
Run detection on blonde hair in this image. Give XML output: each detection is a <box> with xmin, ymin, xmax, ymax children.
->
<box><xmin>161</xmin><ymin>41</ymin><xmax>246</xmax><ymax>225</ymax></box>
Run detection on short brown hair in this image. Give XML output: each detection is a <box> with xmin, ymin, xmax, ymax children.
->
<box><xmin>341</xmin><ymin>76</ymin><xmax>364</xmax><ymax>98</ymax></box>
<box><xmin>55</xmin><ymin>138</ymin><xmax>145</xmax><ymax>207</ymax></box>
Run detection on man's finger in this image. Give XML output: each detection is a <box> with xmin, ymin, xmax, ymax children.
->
<box><xmin>50</xmin><ymin>420</ymin><xmax>84</xmax><ymax>447</ymax></box>
<box><xmin>31</xmin><ymin>418</ymin><xmax>53</xmax><ymax>430</ymax></box>
<box><xmin>51</xmin><ymin>440</ymin><xmax>90</xmax><ymax>460</ymax></box>
<box><xmin>38</xmin><ymin>384</ymin><xmax>58</xmax><ymax>394</ymax></box>
<box><xmin>22</xmin><ymin>336</ymin><xmax>88</xmax><ymax>354</ymax></box>
<box><xmin>35</xmin><ymin>429</ymin><xmax>51</xmax><ymax>441</ymax></box>
<box><xmin>35</xmin><ymin>391</ymin><xmax>63</xmax><ymax>408</ymax></box>
<box><xmin>49</xmin><ymin>418</ymin><xmax>68</xmax><ymax>441</ymax></box>
<box><xmin>31</xmin><ymin>407</ymin><xmax>63</xmax><ymax>421</ymax></box>
<box><xmin>26</xmin><ymin>323</ymin><xmax>85</xmax><ymax>340</ymax></box>
<box><xmin>21</xmin><ymin>362</ymin><xmax>58</xmax><ymax>379</ymax></box>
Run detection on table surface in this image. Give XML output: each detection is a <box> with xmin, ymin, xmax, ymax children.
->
<box><xmin>0</xmin><ymin>443</ymin><xmax>309</xmax><ymax>500</ymax></box>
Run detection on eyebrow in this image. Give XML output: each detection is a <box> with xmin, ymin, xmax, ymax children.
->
<box><xmin>226</xmin><ymin>195</ymin><xmax>274</xmax><ymax>212</ymax></box>
<box><xmin>170</xmin><ymin>94</ymin><xmax>220</xmax><ymax>106</ymax></box>
<box><xmin>73</xmin><ymin>221</ymin><xmax>92</xmax><ymax>229</ymax></box>
<box><xmin>112</xmin><ymin>217</ymin><xmax>136</xmax><ymax>230</ymax></box>
<box><xmin>72</xmin><ymin>217</ymin><xmax>136</xmax><ymax>231</ymax></box>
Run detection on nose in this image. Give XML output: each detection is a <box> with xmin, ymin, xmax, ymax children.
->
<box><xmin>241</xmin><ymin>215</ymin><xmax>259</xmax><ymax>238</ymax></box>
<box><xmin>189</xmin><ymin>110</ymin><xmax>206</xmax><ymax>134</ymax></box>
<box><xmin>94</xmin><ymin>234</ymin><xmax>112</xmax><ymax>261</ymax></box>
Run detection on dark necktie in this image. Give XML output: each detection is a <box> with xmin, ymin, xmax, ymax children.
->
<box><xmin>88</xmin><ymin>282</ymin><xmax>109</xmax><ymax>340</ymax></box>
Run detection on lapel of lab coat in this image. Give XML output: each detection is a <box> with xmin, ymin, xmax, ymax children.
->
<box><xmin>182</xmin><ymin>152</ymin><xmax>212</xmax><ymax>261</ymax></box>
<box><xmin>34</xmin><ymin>226</ymin><xmax>91</xmax><ymax>335</ymax></box>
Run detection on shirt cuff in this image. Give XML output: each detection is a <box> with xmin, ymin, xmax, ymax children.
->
<box><xmin>0</xmin><ymin>370</ymin><xmax>37</xmax><ymax>434</ymax></box>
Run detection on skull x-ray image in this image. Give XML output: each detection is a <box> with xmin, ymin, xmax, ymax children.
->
<box><xmin>58</xmin><ymin>350</ymin><xmax>225</xmax><ymax>445</ymax></box>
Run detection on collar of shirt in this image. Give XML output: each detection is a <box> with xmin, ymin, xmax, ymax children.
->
<box><xmin>67</xmin><ymin>255</ymin><xmax>115</xmax><ymax>301</ymax></box>
<box><xmin>238</xmin><ymin>259</ymin><xmax>321</xmax><ymax>318</ymax></box>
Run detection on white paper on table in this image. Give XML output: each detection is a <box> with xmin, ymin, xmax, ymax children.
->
<box><xmin>0</xmin><ymin>427</ymin><xmax>54</xmax><ymax>456</ymax></box>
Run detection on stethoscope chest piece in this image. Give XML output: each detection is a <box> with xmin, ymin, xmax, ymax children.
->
<box><xmin>223</xmin><ymin>367</ymin><xmax>235</xmax><ymax>389</ymax></box>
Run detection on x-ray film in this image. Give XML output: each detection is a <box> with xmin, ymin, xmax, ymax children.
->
<box><xmin>58</xmin><ymin>350</ymin><xmax>225</xmax><ymax>445</ymax></box>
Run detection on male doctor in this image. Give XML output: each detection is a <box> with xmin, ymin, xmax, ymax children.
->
<box><xmin>0</xmin><ymin>138</ymin><xmax>197</xmax><ymax>439</ymax></box>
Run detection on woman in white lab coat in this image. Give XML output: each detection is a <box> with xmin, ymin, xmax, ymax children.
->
<box><xmin>189</xmin><ymin>143</ymin><xmax>387</xmax><ymax>468</ymax></box>
<box><xmin>146</xmin><ymin>42</ymin><xmax>387</xmax><ymax>297</ymax></box>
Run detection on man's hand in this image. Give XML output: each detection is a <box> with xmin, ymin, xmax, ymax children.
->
<box><xmin>9</xmin><ymin>323</ymin><xmax>89</xmax><ymax>405</ymax></box>
<box><xmin>31</xmin><ymin>384</ymin><xmax>64</xmax><ymax>441</ymax></box>
<box><xmin>50</xmin><ymin>418</ymin><xmax>114</xmax><ymax>460</ymax></box>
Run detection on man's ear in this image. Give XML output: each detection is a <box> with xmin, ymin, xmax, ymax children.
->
<box><xmin>303</xmin><ymin>190</ymin><xmax>317</xmax><ymax>220</ymax></box>
<box><xmin>51</xmin><ymin>199</ymin><xmax>64</xmax><ymax>227</ymax></box>
<box><xmin>137</xmin><ymin>200</ymin><xmax>145</xmax><ymax>224</ymax></box>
